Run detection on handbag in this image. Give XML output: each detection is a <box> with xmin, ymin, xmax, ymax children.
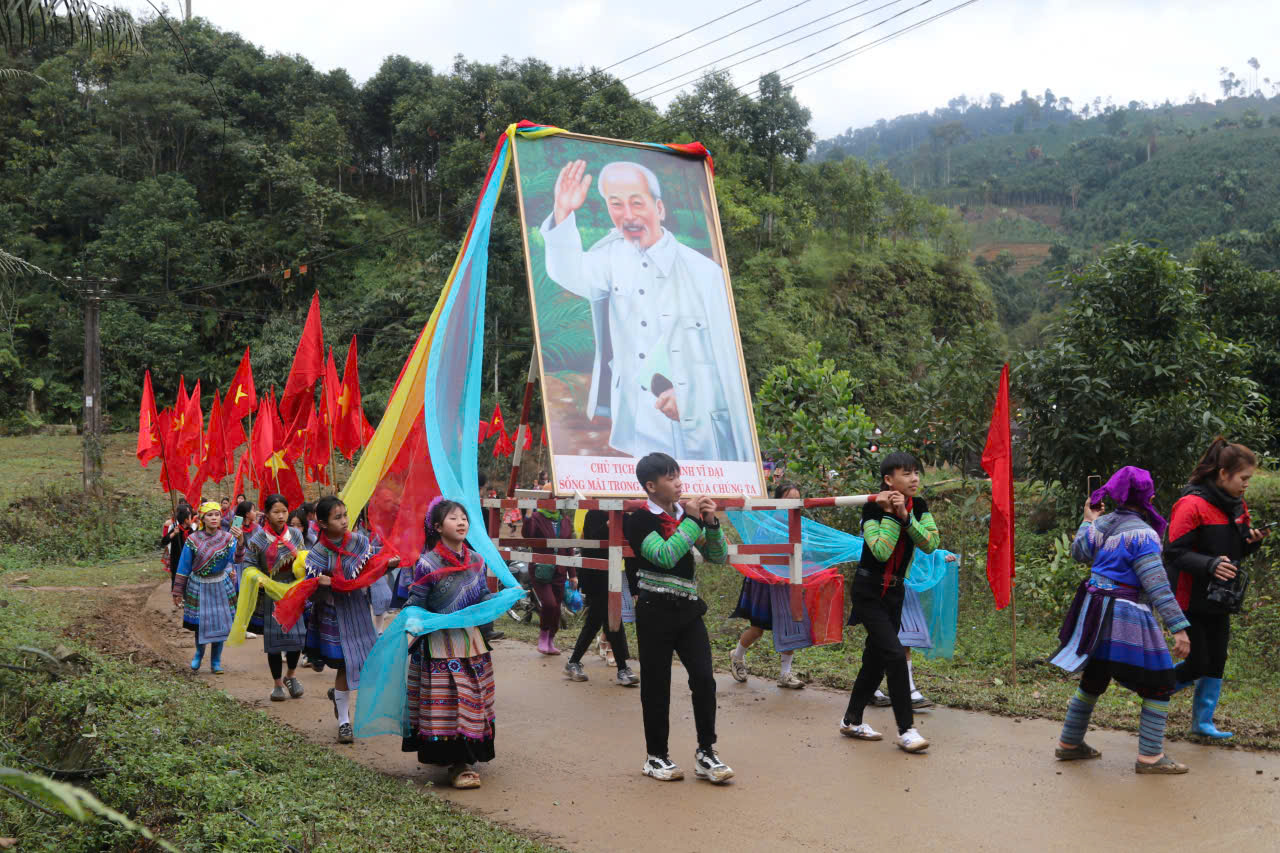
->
<box><xmin>1204</xmin><ymin>567</ymin><xmax>1249</xmax><ymax>615</ymax></box>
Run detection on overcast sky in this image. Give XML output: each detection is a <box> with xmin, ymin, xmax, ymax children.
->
<box><xmin>144</xmin><ymin>0</ymin><xmax>1278</xmax><ymax>138</ymax></box>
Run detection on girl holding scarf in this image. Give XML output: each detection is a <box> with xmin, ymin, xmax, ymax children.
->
<box><xmin>1051</xmin><ymin>466</ymin><xmax>1192</xmax><ymax>774</ymax></box>
<box><xmin>295</xmin><ymin>495</ymin><xmax>397</xmax><ymax>744</ymax></box>
<box><xmin>242</xmin><ymin>493</ymin><xmax>307</xmax><ymax>702</ymax></box>
<box><xmin>522</xmin><ymin>484</ymin><xmax>576</xmax><ymax>655</ymax></box>
<box><xmin>1165</xmin><ymin>438</ymin><xmax>1268</xmax><ymax>739</ymax></box>
<box><xmin>401</xmin><ymin>498</ymin><xmax>497</xmax><ymax>789</ymax></box>
<box><xmin>172</xmin><ymin>502</ymin><xmax>243</xmax><ymax>673</ymax></box>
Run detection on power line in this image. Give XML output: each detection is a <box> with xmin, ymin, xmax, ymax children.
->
<box><xmin>619</xmin><ymin>0</ymin><xmax>821</xmax><ymax>85</ymax></box>
<box><xmin>595</xmin><ymin>0</ymin><xmax>771</xmax><ymax>75</ymax></box>
<box><xmin>631</xmin><ymin>0</ymin><xmax>901</xmax><ymax>98</ymax></box>
<box><xmin>768</xmin><ymin>0</ymin><xmax>979</xmax><ymax>91</ymax></box>
<box><xmin>640</xmin><ymin>0</ymin><xmax>929</xmax><ymax>102</ymax></box>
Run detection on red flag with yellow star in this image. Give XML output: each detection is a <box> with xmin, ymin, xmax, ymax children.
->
<box><xmin>200</xmin><ymin>389</ymin><xmax>229</xmax><ymax>483</ymax></box>
<box><xmin>226</xmin><ymin>346</ymin><xmax>257</xmax><ymax>421</ymax></box>
<box><xmin>334</xmin><ymin>335</ymin><xmax>370</xmax><ymax>460</ymax></box>
<box><xmin>137</xmin><ymin>370</ymin><xmax>161</xmax><ymax>466</ymax></box>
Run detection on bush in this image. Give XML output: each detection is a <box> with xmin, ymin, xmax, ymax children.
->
<box><xmin>0</xmin><ymin>484</ymin><xmax>166</xmax><ymax>569</ymax></box>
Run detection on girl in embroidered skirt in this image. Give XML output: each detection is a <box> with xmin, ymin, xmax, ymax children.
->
<box><xmin>172</xmin><ymin>501</ymin><xmax>243</xmax><ymax>673</ymax></box>
<box><xmin>302</xmin><ymin>495</ymin><xmax>397</xmax><ymax>744</ymax></box>
<box><xmin>1050</xmin><ymin>466</ymin><xmax>1192</xmax><ymax>774</ymax></box>
<box><xmin>243</xmin><ymin>493</ymin><xmax>307</xmax><ymax>702</ymax></box>
<box><xmin>728</xmin><ymin>482</ymin><xmax>806</xmax><ymax>689</ymax></box>
<box><xmin>402</xmin><ymin>499</ymin><xmax>497</xmax><ymax>790</ymax></box>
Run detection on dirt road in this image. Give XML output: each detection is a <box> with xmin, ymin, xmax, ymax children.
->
<box><xmin>129</xmin><ymin>581</ymin><xmax>1280</xmax><ymax>852</ymax></box>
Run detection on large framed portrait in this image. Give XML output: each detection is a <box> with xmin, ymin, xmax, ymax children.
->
<box><xmin>511</xmin><ymin>131</ymin><xmax>767</xmax><ymax>498</ymax></box>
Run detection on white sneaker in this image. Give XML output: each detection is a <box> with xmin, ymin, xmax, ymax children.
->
<box><xmin>694</xmin><ymin>748</ymin><xmax>734</xmax><ymax>784</ymax></box>
<box><xmin>896</xmin><ymin>727</ymin><xmax>930</xmax><ymax>753</ymax></box>
<box><xmin>729</xmin><ymin>655</ymin><xmax>748</xmax><ymax>683</ymax></box>
<box><xmin>839</xmin><ymin>719</ymin><xmax>882</xmax><ymax>740</ymax></box>
<box><xmin>642</xmin><ymin>755</ymin><xmax>684</xmax><ymax>781</ymax></box>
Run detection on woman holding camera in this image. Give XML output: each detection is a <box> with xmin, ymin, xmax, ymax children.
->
<box><xmin>1165</xmin><ymin>438</ymin><xmax>1268</xmax><ymax>739</ymax></box>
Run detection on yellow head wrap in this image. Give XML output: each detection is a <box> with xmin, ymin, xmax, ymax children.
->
<box><xmin>198</xmin><ymin>501</ymin><xmax>222</xmax><ymax>516</ymax></box>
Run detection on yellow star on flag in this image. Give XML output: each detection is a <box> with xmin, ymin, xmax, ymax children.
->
<box><xmin>264</xmin><ymin>451</ymin><xmax>289</xmax><ymax>474</ymax></box>
<box><xmin>338</xmin><ymin>387</ymin><xmax>351</xmax><ymax>417</ymax></box>
<box><xmin>234</xmin><ymin>385</ymin><xmax>248</xmax><ymax>405</ymax></box>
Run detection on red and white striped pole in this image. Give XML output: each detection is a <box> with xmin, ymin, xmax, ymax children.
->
<box><xmin>505</xmin><ymin>351</ymin><xmax>539</xmax><ymax>498</ymax></box>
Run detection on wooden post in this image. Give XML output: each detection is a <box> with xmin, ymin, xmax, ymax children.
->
<box><xmin>78</xmin><ymin>278</ymin><xmax>108</xmax><ymax>495</ymax></box>
<box><xmin>788</xmin><ymin>506</ymin><xmax>804</xmax><ymax>621</ymax></box>
<box><xmin>607</xmin><ymin>508</ymin><xmax>623</xmax><ymax>632</ymax></box>
<box><xmin>505</xmin><ymin>350</ymin><xmax>539</xmax><ymax>497</ymax></box>
<box><xmin>1010</xmin><ymin>585</ymin><xmax>1018</xmax><ymax>685</ymax></box>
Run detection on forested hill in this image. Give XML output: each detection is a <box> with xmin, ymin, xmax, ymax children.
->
<box><xmin>815</xmin><ymin>82</ymin><xmax>1280</xmax><ymax>266</ymax></box>
<box><xmin>0</xmin><ymin>21</ymin><xmax>996</xmax><ymax>433</ymax></box>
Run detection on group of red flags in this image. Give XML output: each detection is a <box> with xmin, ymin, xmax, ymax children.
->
<box><xmin>479</xmin><ymin>403</ymin><xmax>545</xmax><ymax>459</ymax></box>
<box><xmin>135</xmin><ymin>293</ymin><xmax>374</xmax><ymax>511</ymax></box>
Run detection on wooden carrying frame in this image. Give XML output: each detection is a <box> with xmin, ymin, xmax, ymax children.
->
<box><xmin>482</xmin><ymin>491</ymin><xmax>873</xmax><ymax>631</ymax></box>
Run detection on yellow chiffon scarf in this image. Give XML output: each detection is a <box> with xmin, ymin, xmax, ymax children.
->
<box><xmin>228</xmin><ymin>551</ymin><xmax>308</xmax><ymax>645</ymax></box>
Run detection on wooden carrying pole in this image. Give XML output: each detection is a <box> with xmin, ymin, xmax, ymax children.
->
<box><xmin>1010</xmin><ymin>586</ymin><xmax>1018</xmax><ymax>685</ymax></box>
<box><xmin>505</xmin><ymin>351</ymin><xmax>540</xmax><ymax>498</ymax></box>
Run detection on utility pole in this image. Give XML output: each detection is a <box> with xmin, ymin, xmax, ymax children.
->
<box><xmin>184</xmin><ymin>0</ymin><xmax>192</xmax><ymax>22</ymax></box>
<box><xmin>74</xmin><ymin>277</ymin><xmax>117</xmax><ymax>495</ymax></box>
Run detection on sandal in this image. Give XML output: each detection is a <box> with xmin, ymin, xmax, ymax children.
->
<box><xmin>450</xmin><ymin>766</ymin><xmax>482</xmax><ymax>789</ymax></box>
<box><xmin>1134</xmin><ymin>754</ymin><xmax>1188</xmax><ymax>775</ymax></box>
<box><xmin>1055</xmin><ymin>742</ymin><xmax>1101</xmax><ymax>761</ymax></box>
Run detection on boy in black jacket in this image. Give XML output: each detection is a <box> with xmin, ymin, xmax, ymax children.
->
<box><xmin>624</xmin><ymin>452</ymin><xmax>734</xmax><ymax>783</ymax></box>
<box><xmin>840</xmin><ymin>451</ymin><xmax>940</xmax><ymax>753</ymax></box>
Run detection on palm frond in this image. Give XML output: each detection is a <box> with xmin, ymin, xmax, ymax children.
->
<box><xmin>0</xmin><ymin>246</ymin><xmax>56</xmax><ymax>280</ymax></box>
<box><xmin>0</xmin><ymin>66</ymin><xmax>48</xmax><ymax>83</ymax></box>
<box><xmin>1</xmin><ymin>0</ymin><xmax>145</xmax><ymax>55</ymax></box>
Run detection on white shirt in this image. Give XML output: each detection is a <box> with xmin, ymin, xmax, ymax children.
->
<box><xmin>540</xmin><ymin>211</ymin><xmax>754</xmax><ymax>461</ymax></box>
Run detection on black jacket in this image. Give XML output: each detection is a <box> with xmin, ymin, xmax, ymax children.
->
<box><xmin>1165</xmin><ymin>482</ymin><xmax>1259</xmax><ymax>613</ymax></box>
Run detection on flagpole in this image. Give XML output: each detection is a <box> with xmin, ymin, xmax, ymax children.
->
<box><xmin>1010</xmin><ymin>585</ymin><xmax>1018</xmax><ymax>685</ymax></box>
<box><xmin>328</xmin><ymin>415</ymin><xmax>337</xmax><ymax>496</ymax></box>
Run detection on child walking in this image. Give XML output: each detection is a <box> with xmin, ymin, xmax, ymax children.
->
<box><xmin>625</xmin><ymin>453</ymin><xmax>733</xmax><ymax>784</ymax></box>
<box><xmin>172</xmin><ymin>501</ymin><xmax>243</xmax><ymax>673</ymax></box>
<box><xmin>242</xmin><ymin>493</ymin><xmax>307</xmax><ymax>702</ymax></box>
<box><xmin>840</xmin><ymin>452</ymin><xmax>938</xmax><ymax>753</ymax></box>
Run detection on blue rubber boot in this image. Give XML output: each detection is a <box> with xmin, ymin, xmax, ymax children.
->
<box><xmin>210</xmin><ymin>642</ymin><xmax>225</xmax><ymax>674</ymax></box>
<box><xmin>190</xmin><ymin>643</ymin><xmax>206</xmax><ymax>671</ymax></box>
<box><xmin>1190</xmin><ymin>677</ymin><xmax>1233</xmax><ymax>739</ymax></box>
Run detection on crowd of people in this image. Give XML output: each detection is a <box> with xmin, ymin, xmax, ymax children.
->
<box><xmin>157</xmin><ymin>435</ymin><xmax>1264</xmax><ymax>786</ymax></box>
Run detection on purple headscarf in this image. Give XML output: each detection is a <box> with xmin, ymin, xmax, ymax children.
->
<box><xmin>1091</xmin><ymin>466</ymin><xmax>1167</xmax><ymax>537</ymax></box>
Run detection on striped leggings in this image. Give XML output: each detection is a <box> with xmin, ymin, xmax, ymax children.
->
<box><xmin>1060</xmin><ymin>659</ymin><xmax>1170</xmax><ymax>755</ymax></box>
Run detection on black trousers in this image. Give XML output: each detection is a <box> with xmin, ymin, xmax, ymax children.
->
<box><xmin>845</xmin><ymin>584</ymin><xmax>913</xmax><ymax>734</ymax></box>
<box><xmin>268</xmin><ymin>651</ymin><xmax>301</xmax><ymax>679</ymax></box>
<box><xmin>569</xmin><ymin>590</ymin><xmax>631</xmax><ymax>668</ymax></box>
<box><xmin>635</xmin><ymin>595</ymin><xmax>716</xmax><ymax>757</ymax></box>
<box><xmin>1174</xmin><ymin>611</ymin><xmax>1231</xmax><ymax>682</ymax></box>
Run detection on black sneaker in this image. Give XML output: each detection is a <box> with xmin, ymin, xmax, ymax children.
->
<box><xmin>642</xmin><ymin>755</ymin><xmax>683</xmax><ymax>781</ymax></box>
<box><xmin>337</xmin><ymin>723</ymin><xmax>354</xmax><ymax>744</ymax></box>
<box><xmin>871</xmin><ymin>690</ymin><xmax>892</xmax><ymax>707</ymax></box>
<box><xmin>616</xmin><ymin>667</ymin><xmax>640</xmax><ymax>687</ymax></box>
<box><xmin>563</xmin><ymin>661</ymin><xmax>588</xmax><ymax>682</ymax></box>
<box><xmin>694</xmin><ymin>747</ymin><xmax>734</xmax><ymax>784</ymax></box>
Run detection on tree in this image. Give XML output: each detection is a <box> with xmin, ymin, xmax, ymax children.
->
<box><xmin>754</xmin><ymin>342</ymin><xmax>876</xmax><ymax>492</ymax></box>
<box><xmin>0</xmin><ymin>0</ymin><xmax>142</xmax><ymax>53</ymax></box>
<box><xmin>1020</xmin><ymin>243</ymin><xmax>1268</xmax><ymax>505</ymax></box>
<box><xmin>931</xmin><ymin>121</ymin><xmax>967</xmax><ymax>185</ymax></box>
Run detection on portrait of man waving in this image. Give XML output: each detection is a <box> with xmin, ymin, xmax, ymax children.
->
<box><xmin>537</xmin><ymin>156</ymin><xmax>755</xmax><ymax>464</ymax></box>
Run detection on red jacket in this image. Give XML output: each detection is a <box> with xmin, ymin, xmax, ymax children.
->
<box><xmin>1165</xmin><ymin>484</ymin><xmax>1258</xmax><ymax>613</ymax></box>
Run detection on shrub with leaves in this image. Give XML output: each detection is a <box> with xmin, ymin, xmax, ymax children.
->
<box><xmin>1020</xmin><ymin>242</ymin><xmax>1269</xmax><ymax>506</ymax></box>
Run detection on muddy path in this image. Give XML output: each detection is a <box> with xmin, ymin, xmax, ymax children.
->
<box><xmin>87</xmin><ymin>581</ymin><xmax>1280</xmax><ymax>852</ymax></box>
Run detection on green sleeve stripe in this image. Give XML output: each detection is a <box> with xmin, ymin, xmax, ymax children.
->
<box><xmin>863</xmin><ymin>516</ymin><xmax>901</xmax><ymax>563</ymax></box>
<box><xmin>907</xmin><ymin>512</ymin><xmax>940</xmax><ymax>554</ymax></box>
<box><xmin>697</xmin><ymin>524</ymin><xmax>728</xmax><ymax>564</ymax></box>
<box><xmin>639</xmin><ymin>517</ymin><xmax>702</xmax><ymax>569</ymax></box>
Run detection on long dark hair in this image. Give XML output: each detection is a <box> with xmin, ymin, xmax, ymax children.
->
<box><xmin>233</xmin><ymin>500</ymin><xmax>254</xmax><ymax>523</ymax></box>
<box><xmin>424</xmin><ymin>500</ymin><xmax>469</xmax><ymax>551</ymax></box>
<box><xmin>773</xmin><ymin>482</ymin><xmax>801</xmax><ymax>500</ymax></box>
<box><xmin>1189</xmin><ymin>437</ymin><xmax>1257</xmax><ymax>485</ymax></box>
<box><xmin>315</xmin><ymin>495</ymin><xmax>344</xmax><ymax>524</ymax></box>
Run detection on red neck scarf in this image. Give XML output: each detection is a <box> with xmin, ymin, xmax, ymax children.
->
<box><xmin>273</xmin><ymin>532</ymin><xmax>394</xmax><ymax>631</ymax></box>
<box><xmin>411</xmin><ymin>541</ymin><xmax>472</xmax><ymax>587</ymax></box>
<box><xmin>264</xmin><ymin>522</ymin><xmax>297</xmax><ymax>569</ymax></box>
<box><xmin>881</xmin><ymin>497</ymin><xmax>915</xmax><ymax>595</ymax></box>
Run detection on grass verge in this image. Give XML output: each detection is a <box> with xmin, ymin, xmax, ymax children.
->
<box><xmin>0</xmin><ymin>587</ymin><xmax>560</xmax><ymax>852</ymax></box>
